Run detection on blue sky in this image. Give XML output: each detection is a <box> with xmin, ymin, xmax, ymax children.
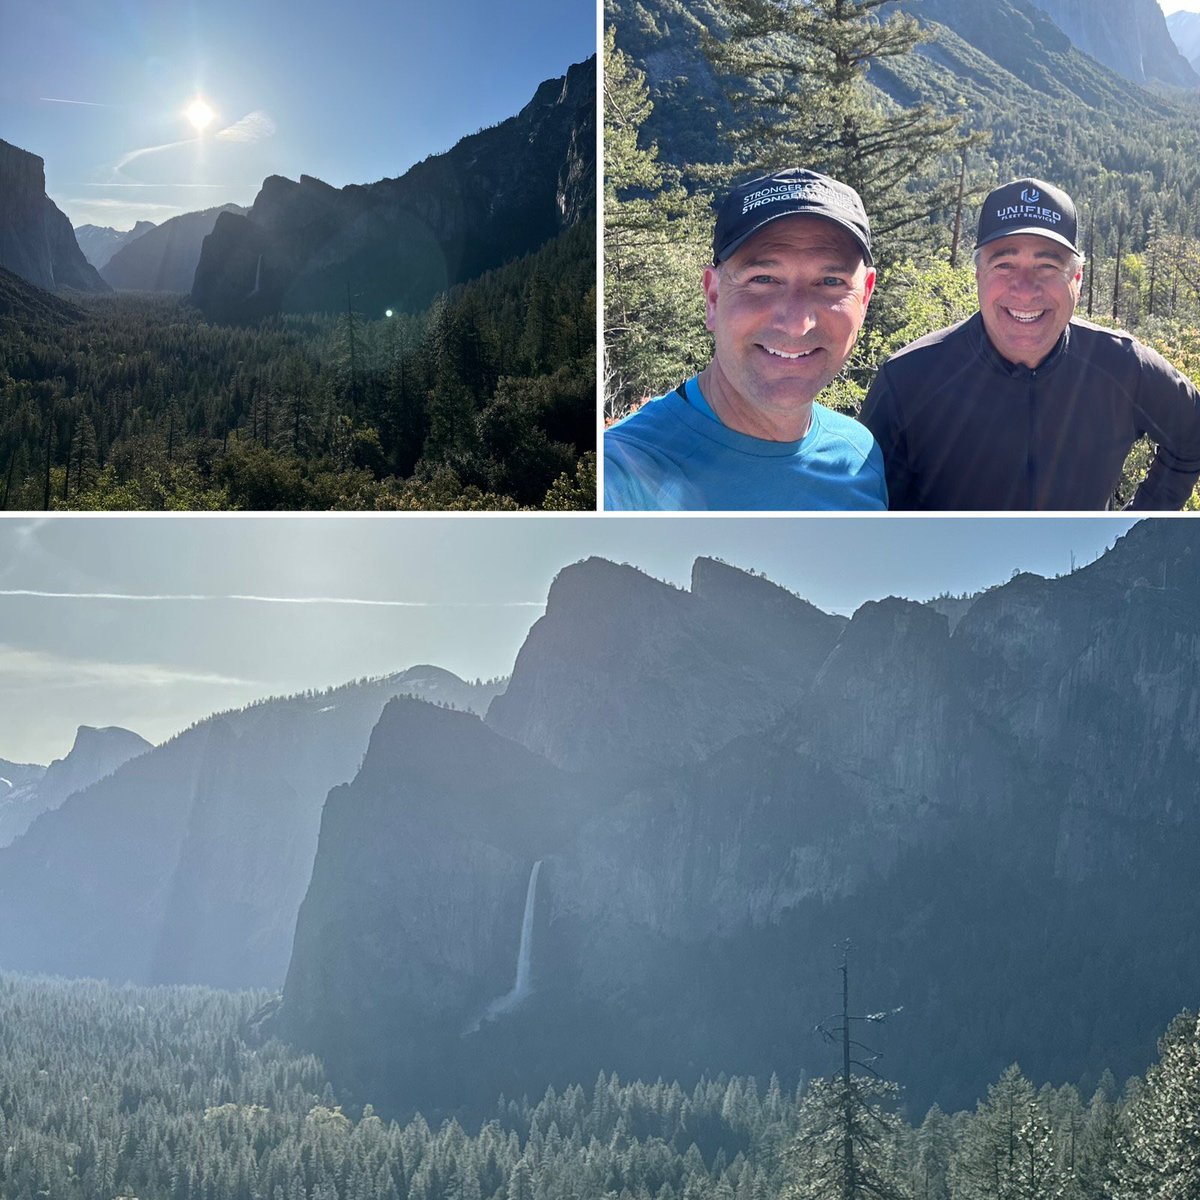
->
<box><xmin>0</xmin><ymin>515</ymin><xmax>1139</xmax><ymax>764</ymax></box>
<box><xmin>0</xmin><ymin>0</ymin><xmax>595</xmax><ymax>230</ymax></box>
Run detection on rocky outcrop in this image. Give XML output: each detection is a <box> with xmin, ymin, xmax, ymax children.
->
<box><xmin>0</xmin><ymin>139</ymin><xmax>109</xmax><ymax>292</ymax></box>
<box><xmin>0</xmin><ymin>725</ymin><xmax>150</xmax><ymax>848</ymax></box>
<box><xmin>279</xmin><ymin>522</ymin><xmax>1200</xmax><ymax>1118</ymax></box>
<box><xmin>74</xmin><ymin>221</ymin><xmax>156</xmax><ymax>270</ymax></box>
<box><xmin>485</xmin><ymin>555</ymin><xmax>845</xmax><ymax>777</ymax></box>
<box><xmin>101</xmin><ymin>206</ymin><xmax>244</xmax><ymax>291</ymax></box>
<box><xmin>0</xmin><ymin>667</ymin><xmax>492</xmax><ymax>989</ymax></box>
<box><xmin>1026</xmin><ymin>0</ymin><xmax>1199</xmax><ymax>87</ymax></box>
<box><xmin>280</xmin><ymin>698</ymin><xmax>587</xmax><ymax>1108</ymax></box>
<box><xmin>1167</xmin><ymin>9</ymin><xmax>1200</xmax><ymax>75</ymax></box>
<box><xmin>191</xmin><ymin>58</ymin><xmax>595</xmax><ymax>322</ymax></box>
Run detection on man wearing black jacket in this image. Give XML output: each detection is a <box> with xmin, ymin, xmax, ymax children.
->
<box><xmin>861</xmin><ymin>178</ymin><xmax>1200</xmax><ymax>509</ymax></box>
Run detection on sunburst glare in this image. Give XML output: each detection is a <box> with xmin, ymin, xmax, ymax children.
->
<box><xmin>185</xmin><ymin>98</ymin><xmax>216</xmax><ymax>132</ymax></box>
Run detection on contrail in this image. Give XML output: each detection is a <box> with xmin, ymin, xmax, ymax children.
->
<box><xmin>41</xmin><ymin>97</ymin><xmax>112</xmax><ymax>107</ymax></box>
<box><xmin>114</xmin><ymin>138</ymin><xmax>198</xmax><ymax>174</ymax></box>
<box><xmin>0</xmin><ymin>589</ymin><xmax>543</xmax><ymax>608</ymax></box>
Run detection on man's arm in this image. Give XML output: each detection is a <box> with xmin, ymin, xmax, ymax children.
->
<box><xmin>1128</xmin><ymin>346</ymin><xmax>1200</xmax><ymax>510</ymax></box>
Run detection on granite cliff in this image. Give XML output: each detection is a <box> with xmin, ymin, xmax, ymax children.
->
<box><xmin>1026</xmin><ymin>0</ymin><xmax>1198</xmax><ymax>87</ymax></box>
<box><xmin>0</xmin><ymin>724</ymin><xmax>150</xmax><ymax>848</ymax></box>
<box><xmin>0</xmin><ymin>139</ymin><xmax>109</xmax><ymax>293</ymax></box>
<box><xmin>279</xmin><ymin>522</ymin><xmax>1200</xmax><ymax>1117</ymax></box>
<box><xmin>191</xmin><ymin>59</ymin><xmax>595</xmax><ymax>322</ymax></box>
<box><xmin>0</xmin><ymin>667</ymin><xmax>501</xmax><ymax>989</ymax></box>
<box><xmin>101</xmin><ymin>205</ymin><xmax>246</xmax><ymax>292</ymax></box>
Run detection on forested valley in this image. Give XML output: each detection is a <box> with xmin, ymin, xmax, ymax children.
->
<box><xmin>0</xmin><ymin>223</ymin><xmax>594</xmax><ymax>511</ymax></box>
<box><xmin>604</xmin><ymin>0</ymin><xmax>1200</xmax><ymax>506</ymax></box>
<box><xmin>0</xmin><ymin>971</ymin><xmax>1196</xmax><ymax>1200</ymax></box>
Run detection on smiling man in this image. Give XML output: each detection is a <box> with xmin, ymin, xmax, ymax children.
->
<box><xmin>604</xmin><ymin>168</ymin><xmax>887</xmax><ymax>510</ymax></box>
<box><xmin>861</xmin><ymin>177</ymin><xmax>1200</xmax><ymax>509</ymax></box>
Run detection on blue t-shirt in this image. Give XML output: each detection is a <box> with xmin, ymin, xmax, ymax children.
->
<box><xmin>604</xmin><ymin>377</ymin><xmax>888</xmax><ymax>511</ymax></box>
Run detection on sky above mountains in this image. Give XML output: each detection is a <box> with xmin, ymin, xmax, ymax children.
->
<box><xmin>0</xmin><ymin>516</ymin><xmax>1137</xmax><ymax>765</ymax></box>
<box><xmin>0</xmin><ymin>0</ymin><xmax>594</xmax><ymax>230</ymax></box>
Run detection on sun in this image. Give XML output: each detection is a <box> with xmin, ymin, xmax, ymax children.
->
<box><xmin>185</xmin><ymin>98</ymin><xmax>216</xmax><ymax>133</ymax></box>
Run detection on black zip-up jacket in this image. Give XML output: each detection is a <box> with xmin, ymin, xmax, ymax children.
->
<box><xmin>860</xmin><ymin>313</ymin><xmax>1200</xmax><ymax>510</ymax></box>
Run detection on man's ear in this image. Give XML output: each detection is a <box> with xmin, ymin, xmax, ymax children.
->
<box><xmin>703</xmin><ymin>265</ymin><xmax>719</xmax><ymax>332</ymax></box>
<box><xmin>861</xmin><ymin>266</ymin><xmax>877</xmax><ymax>310</ymax></box>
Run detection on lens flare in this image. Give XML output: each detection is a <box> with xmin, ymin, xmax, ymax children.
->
<box><xmin>185</xmin><ymin>98</ymin><xmax>216</xmax><ymax>132</ymax></box>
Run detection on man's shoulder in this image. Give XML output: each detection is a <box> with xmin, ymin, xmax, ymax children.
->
<box><xmin>882</xmin><ymin>314</ymin><xmax>977</xmax><ymax>367</ymax></box>
<box><xmin>1067</xmin><ymin>317</ymin><xmax>1192</xmax><ymax>384</ymax></box>
<box><xmin>811</xmin><ymin>403</ymin><xmax>880</xmax><ymax>465</ymax></box>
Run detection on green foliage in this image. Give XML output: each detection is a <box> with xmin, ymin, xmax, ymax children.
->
<box><xmin>702</xmin><ymin>0</ymin><xmax>976</xmax><ymax>262</ymax></box>
<box><xmin>604</xmin><ymin>25</ymin><xmax>713</xmax><ymax>418</ymax></box>
<box><xmin>0</xmin><ymin>224</ymin><xmax>595</xmax><ymax>511</ymax></box>
<box><xmin>2</xmin><ymin>972</ymin><xmax>1200</xmax><ymax>1200</ymax></box>
<box><xmin>782</xmin><ymin>1075</ymin><xmax>911</xmax><ymax>1200</ymax></box>
<box><xmin>1113</xmin><ymin>1011</ymin><xmax>1200</xmax><ymax>1198</ymax></box>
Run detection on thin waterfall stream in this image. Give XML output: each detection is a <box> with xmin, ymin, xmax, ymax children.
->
<box><xmin>462</xmin><ymin>859</ymin><xmax>542</xmax><ymax>1034</ymax></box>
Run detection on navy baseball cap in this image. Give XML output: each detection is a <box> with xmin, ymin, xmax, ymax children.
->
<box><xmin>976</xmin><ymin>178</ymin><xmax>1079</xmax><ymax>254</ymax></box>
<box><xmin>712</xmin><ymin>168</ymin><xmax>873</xmax><ymax>266</ymax></box>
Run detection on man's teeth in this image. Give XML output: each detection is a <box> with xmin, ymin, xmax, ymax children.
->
<box><xmin>763</xmin><ymin>346</ymin><xmax>815</xmax><ymax>358</ymax></box>
<box><xmin>1007</xmin><ymin>309</ymin><xmax>1045</xmax><ymax>323</ymax></box>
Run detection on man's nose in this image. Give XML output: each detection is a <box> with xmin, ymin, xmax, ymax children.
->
<box><xmin>776</xmin><ymin>285</ymin><xmax>819</xmax><ymax>332</ymax></box>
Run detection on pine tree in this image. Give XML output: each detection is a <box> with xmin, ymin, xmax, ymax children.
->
<box><xmin>950</xmin><ymin>1064</ymin><xmax>1070</xmax><ymax>1200</ymax></box>
<box><xmin>604</xmin><ymin>25</ymin><xmax>712</xmax><ymax>418</ymax></box>
<box><xmin>1113</xmin><ymin>1010</ymin><xmax>1200</xmax><ymax>1198</ymax></box>
<box><xmin>702</xmin><ymin>0</ymin><xmax>979</xmax><ymax>263</ymax></box>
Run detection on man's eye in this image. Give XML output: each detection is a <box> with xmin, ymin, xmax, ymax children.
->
<box><xmin>748</xmin><ymin>274</ymin><xmax>777</xmax><ymax>285</ymax></box>
<box><xmin>821</xmin><ymin>276</ymin><xmax>847</xmax><ymax>287</ymax></box>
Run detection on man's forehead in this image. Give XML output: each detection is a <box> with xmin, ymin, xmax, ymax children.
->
<box><xmin>981</xmin><ymin>234</ymin><xmax>1072</xmax><ymax>263</ymax></box>
<box><xmin>729</xmin><ymin>215</ymin><xmax>864</xmax><ymax>265</ymax></box>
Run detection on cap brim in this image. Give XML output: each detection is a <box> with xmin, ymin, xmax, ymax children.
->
<box><xmin>715</xmin><ymin>209</ymin><xmax>873</xmax><ymax>267</ymax></box>
<box><xmin>975</xmin><ymin>226</ymin><xmax>1079</xmax><ymax>255</ymax></box>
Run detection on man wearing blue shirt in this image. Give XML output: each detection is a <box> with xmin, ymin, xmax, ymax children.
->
<box><xmin>604</xmin><ymin>168</ymin><xmax>887</xmax><ymax>510</ymax></box>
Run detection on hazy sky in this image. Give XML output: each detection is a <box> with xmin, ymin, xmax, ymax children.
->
<box><xmin>0</xmin><ymin>0</ymin><xmax>594</xmax><ymax>230</ymax></box>
<box><xmin>0</xmin><ymin>514</ymin><xmax>1141</xmax><ymax>765</ymax></box>
<box><xmin>1160</xmin><ymin>1</ymin><xmax>1200</xmax><ymax>13</ymax></box>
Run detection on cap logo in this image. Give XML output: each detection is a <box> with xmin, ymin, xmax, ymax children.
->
<box><xmin>996</xmin><ymin>204</ymin><xmax>1062</xmax><ymax>226</ymax></box>
<box><xmin>740</xmin><ymin>181</ymin><xmax>858</xmax><ymax>217</ymax></box>
<box><xmin>1020</xmin><ymin>187</ymin><xmax>1040</xmax><ymax>204</ymax></box>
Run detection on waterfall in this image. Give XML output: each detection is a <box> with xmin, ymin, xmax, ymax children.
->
<box><xmin>510</xmin><ymin>858</ymin><xmax>541</xmax><ymax>999</ymax></box>
<box><xmin>463</xmin><ymin>859</ymin><xmax>542</xmax><ymax>1034</ymax></box>
<box><xmin>247</xmin><ymin>253</ymin><xmax>263</xmax><ymax>297</ymax></box>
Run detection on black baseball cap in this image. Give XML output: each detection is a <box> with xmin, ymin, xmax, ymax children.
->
<box><xmin>712</xmin><ymin>168</ymin><xmax>873</xmax><ymax>266</ymax></box>
<box><xmin>975</xmin><ymin>178</ymin><xmax>1079</xmax><ymax>254</ymax></box>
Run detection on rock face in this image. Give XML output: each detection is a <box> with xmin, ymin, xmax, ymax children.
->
<box><xmin>191</xmin><ymin>58</ymin><xmax>595</xmax><ymax>322</ymax></box>
<box><xmin>1167</xmin><ymin>10</ymin><xmax>1200</xmax><ymax>74</ymax></box>
<box><xmin>0</xmin><ymin>725</ymin><xmax>150</xmax><ymax>848</ymax></box>
<box><xmin>485</xmin><ymin>555</ymin><xmax>845</xmax><ymax>776</ymax></box>
<box><xmin>0</xmin><ymin>667</ymin><xmax>495</xmax><ymax>989</ymax></box>
<box><xmin>74</xmin><ymin>221</ymin><xmax>157</xmax><ymax>270</ymax></box>
<box><xmin>0</xmin><ymin>139</ymin><xmax>109</xmax><ymax>292</ymax></box>
<box><xmin>1026</xmin><ymin>0</ymin><xmax>1199</xmax><ymax>87</ymax></box>
<box><xmin>279</xmin><ymin>523</ymin><xmax>1200</xmax><ymax>1118</ymax></box>
<box><xmin>101</xmin><ymin>205</ymin><xmax>245</xmax><ymax>292</ymax></box>
<box><xmin>280</xmin><ymin>698</ymin><xmax>587</xmax><ymax>1108</ymax></box>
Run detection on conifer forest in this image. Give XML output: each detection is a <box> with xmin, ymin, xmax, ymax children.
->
<box><xmin>0</xmin><ymin>971</ymin><xmax>1197</xmax><ymax>1200</ymax></box>
<box><xmin>0</xmin><ymin>225</ymin><xmax>594</xmax><ymax>511</ymax></box>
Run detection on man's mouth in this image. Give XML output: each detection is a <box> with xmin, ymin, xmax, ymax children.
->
<box><xmin>1005</xmin><ymin>308</ymin><xmax>1046</xmax><ymax>324</ymax></box>
<box><xmin>762</xmin><ymin>345</ymin><xmax>818</xmax><ymax>359</ymax></box>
